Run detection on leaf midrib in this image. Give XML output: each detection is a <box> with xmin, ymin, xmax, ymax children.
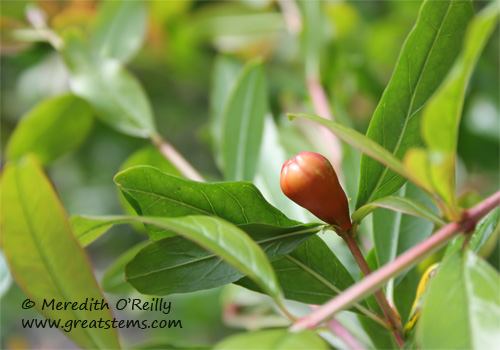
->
<box><xmin>14</xmin><ymin>167</ymin><xmax>102</xmax><ymax>349</ymax></box>
<box><xmin>128</xmin><ymin>226</ymin><xmax>319</xmax><ymax>279</ymax></box>
<box><xmin>120</xmin><ymin>187</ymin><xmax>214</xmax><ymax>216</ymax></box>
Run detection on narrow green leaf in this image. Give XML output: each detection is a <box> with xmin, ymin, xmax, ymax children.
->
<box><xmin>114</xmin><ymin>166</ymin><xmax>298</xmax><ymax>240</ymax></box>
<box><xmin>352</xmin><ymin>195</ymin><xmax>445</xmax><ymax>226</ymax></box>
<box><xmin>0</xmin><ymin>156</ymin><xmax>120</xmax><ymax>349</ymax></box>
<box><xmin>402</xmin><ymin>148</ymin><xmax>435</xmax><ymax>194</ymax></box>
<box><xmin>221</xmin><ymin>61</ymin><xmax>268</xmax><ymax>181</ymax></box>
<box><xmin>418</xmin><ymin>250</ymin><xmax>500</xmax><ymax>349</ymax></box>
<box><xmin>210</xmin><ymin>55</ymin><xmax>243</xmax><ymax>167</ymax></box>
<box><xmin>101</xmin><ymin>241</ymin><xmax>149</xmax><ymax>294</ymax></box>
<box><xmin>372</xmin><ymin>184</ymin><xmax>437</xmax><ymax>272</ymax></box>
<box><xmin>300</xmin><ymin>0</ymin><xmax>322</xmax><ymax>78</ymax></box>
<box><xmin>288</xmin><ymin>113</ymin><xmax>410</xmax><ymax>179</ymax></box>
<box><xmin>61</xmin><ymin>29</ymin><xmax>156</xmax><ymax>138</ymax></box>
<box><xmin>254</xmin><ymin>117</ymin><xmax>310</xmax><ymax>222</ymax></box>
<box><xmin>356</xmin><ymin>0</ymin><xmax>473</xmax><ymax>208</ymax></box>
<box><xmin>127</xmin><ymin>223</ymin><xmax>321</xmax><ymax>295</ymax></box>
<box><xmin>73</xmin><ymin>215</ymin><xmax>283</xmax><ymax>302</ymax></box>
<box><xmin>90</xmin><ymin>0</ymin><xmax>146</xmax><ymax>63</ymax></box>
<box><xmin>372</xmin><ymin>183</ymin><xmax>436</xmax><ymax>304</ymax></box>
<box><xmin>214</xmin><ymin>329</ymin><xmax>329</xmax><ymax>350</ymax></box>
<box><xmin>421</xmin><ymin>3</ymin><xmax>499</xmax><ymax>214</ymax></box>
<box><xmin>237</xmin><ymin>236</ymin><xmax>356</xmax><ymax>306</ymax></box>
<box><xmin>6</xmin><ymin>94</ymin><xmax>93</xmax><ymax>165</ymax></box>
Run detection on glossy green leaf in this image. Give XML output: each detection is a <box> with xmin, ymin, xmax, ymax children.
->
<box><xmin>288</xmin><ymin>113</ymin><xmax>410</xmax><ymax>179</ymax></box>
<box><xmin>237</xmin><ymin>236</ymin><xmax>357</xmax><ymax>306</ymax></box>
<box><xmin>214</xmin><ymin>329</ymin><xmax>328</xmax><ymax>350</ymax></box>
<box><xmin>126</xmin><ymin>222</ymin><xmax>322</xmax><ymax>295</ymax></box>
<box><xmin>445</xmin><ymin>208</ymin><xmax>500</xmax><ymax>258</ymax></box>
<box><xmin>221</xmin><ymin>61</ymin><xmax>268</xmax><ymax>181</ymax></box>
<box><xmin>118</xmin><ymin>146</ymin><xmax>183</xmax><ymax>232</ymax></box>
<box><xmin>210</xmin><ymin>55</ymin><xmax>243</xmax><ymax>167</ymax></box>
<box><xmin>61</xmin><ymin>29</ymin><xmax>156</xmax><ymax>138</ymax></box>
<box><xmin>357</xmin><ymin>0</ymin><xmax>473</xmax><ymax>208</ymax></box>
<box><xmin>352</xmin><ymin>194</ymin><xmax>445</xmax><ymax>226</ymax></box>
<box><xmin>101</xmin><ymin>241</ymin><xmax>149</xmax><ymax>294</ymax></box>
<box><xmin>421</xmin><ymin>3</ymin><xmax>499</xmax><ymax>215</ymax></box>
<box><xmin>0</xmin><ymin>156</ymin><xmax>120</xmax><ymax>349</ymax></box>
<box><xmin>90</xmin><ymin>0</ymin><xmax>146</xmax><ymax>63</ymax></box>
<box><xmin>114</xmin><ymin>166</ymin><xmax>298</xmax><ymax>240</ymax></box>
<box><xmin>6</xmin><ymin>94</ymin><xmax>93</xmax><ymax>165</ymax></box>
<box><xmin>418</xmin><ymin>250</ymin><xmax>500</xmax><ymax>349</ymax></box>
<box><xmin>73</xmin><ymin>215</ymin><xmax>283</xmax><ymax>302</ymax></box>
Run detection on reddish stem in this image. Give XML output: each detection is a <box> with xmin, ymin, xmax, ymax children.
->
<box><xmin>291</xmin><ymin>190</ymin><xmax>500</xmax><ymax>332</ymax></box>
<box><xmin>342</xmin><ymin>235</ymin><xmax>404</xmax><ymax>346</ymax></box>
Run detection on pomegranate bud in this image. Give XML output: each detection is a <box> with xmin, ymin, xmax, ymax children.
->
<box><xmin>280</xmin><ymin>152</ymin><xmax>352</xmax><ymax>230</ymax></box>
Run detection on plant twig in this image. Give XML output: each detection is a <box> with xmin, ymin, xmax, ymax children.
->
<box><xmin>285</xmin><ymin>255</ymin><xmax>391</xmax><ymax>330</ymax></box>
<box><xmin>342</xmin><ymin>234</ymin><xmax>404</xmax><ymax>346</ymax></box>
<box><xmin>277</xmin><ymin>0</ymin><xmax>302</xmax><ymax>35</ymax></box>
<box><xmin>151</xmin><ymin>134</ymin><xmax>205</xmax><ymax>182</ymax></box>
<box><xmin>290</xmin><ymin>190</ymin><xmax>500</xmax><ymax>332</ymax></box>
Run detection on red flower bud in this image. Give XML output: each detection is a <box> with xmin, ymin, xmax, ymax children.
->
<box><xmin>280</xmin><ymin>152</ymin><xmax>352</xmax><ymax>230</ymax></box>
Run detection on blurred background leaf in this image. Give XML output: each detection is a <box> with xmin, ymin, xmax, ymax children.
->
<box><xmin>1</xmin><ymin>0</ymin><xmax>498</xmax><ymax>348</ymax></box>
<box><xmin>6</xmin><ymin>94</ymin><xmax>93</xmax><ymax>164</ymax></box>
<box><xmin>90</xmin><ymin>0</ymin><xmax>147</xmax><ymax>63</ymax></box>
<box><xmin>0</xmin><ymin>156</ymin><xmax>120</xmax><ymax>349</ymax></box>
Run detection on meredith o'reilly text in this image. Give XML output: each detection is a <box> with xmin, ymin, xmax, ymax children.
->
<box><xmin>41</xmin><ymin>298</ymin><xmax>172</xmax><ymax>314</ymax></box>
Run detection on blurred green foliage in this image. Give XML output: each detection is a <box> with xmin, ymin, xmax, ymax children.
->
<box><xmin>1</xmin><ymin>0</ymin><xmax>498</xmax><ymax>349</ymax></box>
